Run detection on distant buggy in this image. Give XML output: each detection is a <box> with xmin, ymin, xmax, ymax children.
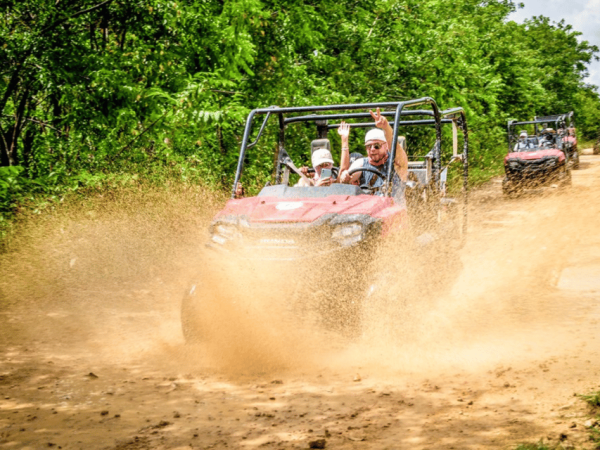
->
<box><xmin>535</xmin><ymin>112</ymin><xmax>579</xmax><ymax>169</ymax></box>
<box><xmin>503</xmin><ymin>114</ymin><xmax>574</xmax><ymax>197</ymax></box>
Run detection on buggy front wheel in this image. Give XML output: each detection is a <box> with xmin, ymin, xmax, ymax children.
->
<box><xmin>572</xmin><ymin>151</ymin><xmax>580</xmax><ymax>170</ymax></box>
<box><xmin>558</xmin><ymin>166</ymin><xmax>572</xmax><ymax>188</ymax></box>
<box><xmin>502</xmin><ymin>178</ymin><xmax>518</xmax><ymax>198</ymax></box>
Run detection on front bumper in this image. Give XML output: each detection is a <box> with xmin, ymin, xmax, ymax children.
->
<box><xmin>207</xmin><ymin>213</ymin><xmax>383</xmax><ymax>261</ymax></box>
<box><xmin>505</xmin><ymin>157</ymin><xmax>562</xmax><ymax>183</ymax></box>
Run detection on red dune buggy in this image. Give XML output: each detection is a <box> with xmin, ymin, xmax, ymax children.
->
<box><xmin>503</xmin><ymin>115</ymin><xmax>573</xmax><ymax>197</ymax></box>
<box><xmin>181</xmin><ymin>99</ymin><xmax>469</xmax><ymax>342</ymax></box>
<box><xmin>535</xmin><ymin>112</ymin><xmax>579</xmax><ymax>169</ymax></box>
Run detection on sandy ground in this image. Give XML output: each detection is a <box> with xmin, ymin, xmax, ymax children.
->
<box><xmin>1</xmin><ymin>154</ymin><xmax>600</xmax><ymax>450</ymax></box>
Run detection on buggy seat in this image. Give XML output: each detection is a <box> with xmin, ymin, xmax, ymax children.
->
<box><xmin>407</xmin><ymin>151</ymin><xmax>433</xmax><ymax>187</ymax></box>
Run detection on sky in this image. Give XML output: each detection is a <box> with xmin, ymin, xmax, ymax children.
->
<box><xmin>508</xmin><ymin>0</ymin><xmax>600</xmax><ymax>89</ymax></box>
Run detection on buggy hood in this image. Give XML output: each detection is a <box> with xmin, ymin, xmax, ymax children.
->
<box><xmin>215</xmin><ymin>189</ymin><xmax>405</xmax><ymax>224</ymax></box>
<box><xmin>504</xmin><ymin>149</ymin><xmax>565</xmax><ymax>164</ymax></box>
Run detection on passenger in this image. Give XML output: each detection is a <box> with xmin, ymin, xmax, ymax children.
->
<box><xmin>296</xmin><ymin>148</ymin><xmax>335</xmax><ymax>187</ymax></box>
<box><xmin>297</xmin><ymin>121</ymin><xmax>350</xmax><ymax>186</ymax></box>
<box><xmin>513</xmin><ymin>131</ymin><xmax>531</xmax><ymax>151</ymax></box>
<box><xmin>539</xmin><ymin>128</ymin><xmax>555</xmax><ymax>148</ymax></box>
<box><xmin>339</xmin><ymin>108</ymin><xmax>408</xmax><ymax>200</ymax></box>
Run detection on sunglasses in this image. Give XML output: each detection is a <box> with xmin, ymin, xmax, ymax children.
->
<box><xmin>365</xmin><ymin>143</ymin><xmax>383</xmax><ymax>150</ymax></box>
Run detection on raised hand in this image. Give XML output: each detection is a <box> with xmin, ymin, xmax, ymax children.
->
<box><xmin>369</xmin><ymin>107</ymin><xmax>388</xmax><ymax>129</ymax></box>
<box><xmin>337</xmin><ymin>121</ymin><xmax>350</xmax><ymax>139</ymax></box>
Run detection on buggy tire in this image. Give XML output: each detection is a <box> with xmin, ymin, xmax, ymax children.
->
<box><xmin>572</xmin><ymin>151</ymin><xmax>580</xmax><ymax>170</ymax></box>
<box><xmin>559</xmin><ymin>166</ymin><xmax>572</xmax><ymax>188</ymax></box>
<box><xmin>502</xmin><ymin>178</ymin><xmax>518</xmax><ymax>198</ymax></box>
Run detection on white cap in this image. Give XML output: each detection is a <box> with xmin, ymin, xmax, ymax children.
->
<box><xmin>312</xmin><ymin>148</ymin><xmax>334</xmax><ymax>167</ymax></box>
<box><xmin>365</xmin><ymin>128</ymin><xmax>386</xmax><ymax>144</ymax></box>
<box><xmin>519</xmin><ymin>131</ymin><xmax>527</xmax><ymax>138</ymax></box>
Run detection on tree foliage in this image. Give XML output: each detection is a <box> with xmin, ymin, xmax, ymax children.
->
<box><xmin>1</xmin><ymin>0</ymin><xmax>599</xmax><ymax>212</ymax></box>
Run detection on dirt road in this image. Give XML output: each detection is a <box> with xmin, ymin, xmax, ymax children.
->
<box><xmin>1</xmin><ymin>155</ymin><xmax>600</xmax><ymax>449</ymax></box>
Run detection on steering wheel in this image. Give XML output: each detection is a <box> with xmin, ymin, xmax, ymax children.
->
<box><xmin>347</xmin><ymin>166</ymin><xmax>387</xmax><ymax>194</ymax></box>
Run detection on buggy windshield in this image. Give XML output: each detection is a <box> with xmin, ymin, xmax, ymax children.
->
<box><xmin>258</xmin><ymin>184</ymin><xmax>363</xmax><ymax>198</ymax></box>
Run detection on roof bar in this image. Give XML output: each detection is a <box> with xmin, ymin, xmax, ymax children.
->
<box><xmin>283</xmin><ymin>109</ymin><xmax>437</xmax><ymax>125</ymax></box>
<box><xmin>325</xmin><ymin>119</ymin><xmax>453</xmax><ymax>129</ymax></box>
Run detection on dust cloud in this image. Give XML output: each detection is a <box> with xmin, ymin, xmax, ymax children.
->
<box><xmin>351</xmin><ymin>186</ymin><xmax>600</xmax><ymax>377</ymax></box>
<box><xmin>0</xmin><ymin>185</ymin><xmax>220</xmax><ymax>359</ymax></box>
<box><xmin>3</xmin><ymin>166</ymin><xmax>600</xmax><ymax>450</ymax></box>
<box><xmin>1</xmin><ymin>177</ymin><xmax>599</xmax><ymax>381</ymax></box>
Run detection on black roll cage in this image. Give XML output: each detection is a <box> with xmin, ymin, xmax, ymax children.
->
<box><xmin>535</xmin><ymin>111</ymin><xmax>575</xmax><ymax>130</ymax></box>
<box><xmin>507</xmin><ymin>111</ymin><xmax>574</xmax><ymax>153</ymax></box>
<box><xmin>232</xmin><ymin>98</ymin><xmax>469</xmax><ymax>201</ymax></box>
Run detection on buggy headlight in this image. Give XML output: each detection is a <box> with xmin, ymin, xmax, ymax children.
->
<box><xmin>211</xmin><ymin>223</ymin><xmax>241</xmax><ymax>245</ymax></box>
<box><xmin>332</xmin><ymin>223</ymin><xmax>362</xmax><ymax>239</ymax></box>
<box><xmin>332</xmin><ymin>223</ymin><xmax>363</xmax><ymax>246</ymax></box>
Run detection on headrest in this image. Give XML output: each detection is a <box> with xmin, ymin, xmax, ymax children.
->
<box><xmin>311</xmin><ymin>139</ymin><xmax>330</xmax><ymax>154</ymax></box>
<box><xmin>349</xmin><ymin>152</ymin><xmax>363</xmax><ymax>164</ymax></box>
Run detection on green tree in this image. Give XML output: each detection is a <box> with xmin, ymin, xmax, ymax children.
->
<box><xmin>1</xmin><ymin>0</ymin><xmax>599</xmax><ymax>214</ymax></box>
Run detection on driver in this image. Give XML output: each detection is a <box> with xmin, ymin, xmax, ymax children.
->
<box><xmin>540</xmin><ymin>128</ymin><xmax>555</xmax><ymax>148</ymax></box>
<box><xmin>339</xmin><ymin>108</ymin><xmax>408</xmax><ymax>199</ymax></box>
<box><xmin>514</xmin><ymin>131</ymin><xmax>531</xmax><ymax>151</ymax></box>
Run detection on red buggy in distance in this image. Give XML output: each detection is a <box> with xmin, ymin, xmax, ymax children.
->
<box><xmin>535</xmin><ymin>112</ymin><xmax>579</xmax><ymax>169</ymax></box>
<box><xmin>181</xmin><ymin>99</ymin><xmax>469</xmax><ymax>342</ymax></box>
<box><xmin>503</xmin><ymin>116</ymin><xmax>573</xmax><ymax>197</ymax></box>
